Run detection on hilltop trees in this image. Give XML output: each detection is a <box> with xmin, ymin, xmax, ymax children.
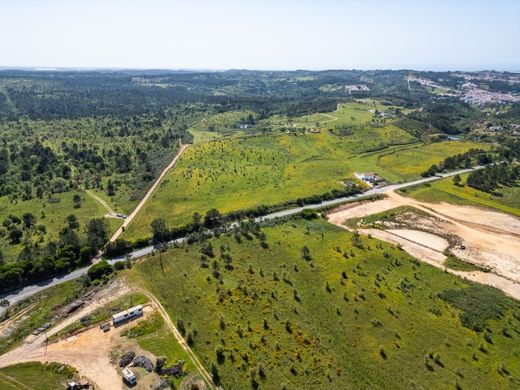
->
<box><xmin>466</xmin><ymin>163</ymin><xmax>520</xmax><ymax>193</ymax></box>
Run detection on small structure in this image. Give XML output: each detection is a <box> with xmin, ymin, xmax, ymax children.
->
<box><xmin>100</xmin><ymin>322</ymin><xmax>111</xmax><ymax>332</ymax></box>
<box><xmin>122</xmin><ymin>367</ymin><xmax>137</xmax><ymax>385</ymax></box>
<box><xmin>61</xmin><ymin>300</ymin><xmax>85</xmax><ymax>315</ymax></box>
<box><xmin>67</xmin><ymin>379</ymin><xmax>91</xmax><ymax>389</ymax></box>
<box><xmin>237</xmin><ymin>123</ymin><xmax>252</xmax><ymax>129</ymax></box>
<box><xmin>354</xmin><ymin>172</ymin><xmax>384</xmax><ymax>186</ymax></box>
<box><xmin>112</xmin><ymin>305</ymin><xmax>143</xmax><ymax>326</ymax></box>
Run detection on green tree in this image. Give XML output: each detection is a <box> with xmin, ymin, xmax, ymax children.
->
<box><xmin>204</xmin><ymin>208</ymin><xmax>222</xmax><ymax>228</ymax></box>
<box><xmin>22</xmin><ymin>212</ymin><xmax>36</xmax><ymax>229</ymax></box>
<box><xmin>8</xmin><ymin>228</ymin><xmax>23</xmax><ymax>244</ymax></box>
<box><xmin>73</xmin><ymin>194</ymin><xmax>82</xmax><ymax>209</ymax></box>
<box><xmin>453</xmin><ymin>174</ymin><xmax>462</xmax><ymax>186</ymax></box>
<box><xmin>86</xmin><ymin>218</ymin><xmax>108</xmax><ymax>250</ymax></box>
<box><xmin>66</xmin><ymin>214</ymin><xmax>79</xmax><ymax>229</ymax></box>
<box><xmin>87</xmin><ymin>260</ymin><xmax>113</xmax><ymax>281</ymax></box>
<box><xmin>151</xmin><ymin>218</ymin><xmax>169</xmax><ymax>244</ymax></box>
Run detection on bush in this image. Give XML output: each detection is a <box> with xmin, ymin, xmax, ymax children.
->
<box><xmin>114</xmin><ymin>261</ymin><xmax>125</xmax><ymax>270</ymax></box>
<box><xmin>438</xmin><ymin>284</ymin><xmax>516</xmax><ymax>332</ymax></box>
<box><xmin>87</xmin><ymin>260</ymin><xmax>113</xmax><ymax>281</ymax></box>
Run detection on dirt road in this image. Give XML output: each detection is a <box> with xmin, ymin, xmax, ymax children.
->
<box><xmin>0</xmin><ymin>282</ymin><xmax>215</xmax><ymax>390</ymax></box>
<box><xmin>86</xmin><ymin>189</ymin><xmax>124</xmax><ymax>219</ymax></box>
<box><xmin>0</xmin><ymin>281</ymin><xmax>133</xmax><ymax>389</ymax></box>
<box><xmin>110</xmin><ymin>143</ymin><xmax>188</xmax><ymax>242</ymax></box>
<box><xmin>327</xmin><ymin>191</ymin><xmax>520</xmax><ymax>300</ymax></box>
<box><xmin>144</xmin><ymin>293</ymin><xmax>216</xmax><ymax>390</ymax></box>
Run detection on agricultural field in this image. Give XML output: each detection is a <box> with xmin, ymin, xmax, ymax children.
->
<box><xmin>130</xmin><ymin>218</ymin><xmax>520</xmax><ymax>389</ymax></box>
<box><xmin>0</xmin><ymin>362</ymin><xmax>76</xmax><ymax>390</ymax></box>
<box><xmin>123</xmin><ymin>100</ymin><xmax>486</xmax><ymax>240</ymax></box>
<box><xmin>401</xmin><ymin>173</ymin><xmax>520</xmax><ymax>217</ymax></box>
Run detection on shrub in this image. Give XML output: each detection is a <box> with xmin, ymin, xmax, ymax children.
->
<box><xmin>87</xmin><ymin>260</ymin><xmax>113</xmax><ymax>281</ymax></box>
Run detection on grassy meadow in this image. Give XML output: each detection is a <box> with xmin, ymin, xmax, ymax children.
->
<box><xmin>0</xmin><ymin>362</ymin><xmax>76</xmax><ymax>390</ymax></box>
<box><xmin>130</xmin><ymin>218</ymin><xmax>520</xmax><ymax>389</ymax></box>
<box><xmin>400</xmin><ymin>173</ymin><xmax>520</xmax><ymax>217</ymax></box>
<box><xmin>123</xmin><ymin>107</ymin><xmax>485</xmax><ymax>240</ymax></box>
<box><xmin>0</xmin><ymin>190</ymin><xmax>119</xmax><ymax>259</ymax></box>
<box><xmin>188</xmin><ymin>110</ymin><xmax>257</xmax><ymax>144</ymax></box>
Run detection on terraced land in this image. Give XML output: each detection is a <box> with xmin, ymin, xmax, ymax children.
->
<box><xmin>130</xmin><ymin>218</ymin><xmax>520</xmax><ymax>389</ymax></box>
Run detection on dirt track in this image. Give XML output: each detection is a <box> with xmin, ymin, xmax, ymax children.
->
<box><xmin>327</xmin><ymin>191</ymin><xmax>520</xmax><ymax>300</ymax></box>
<box><xmin>110</xmin><ymin>143</ymin><xmax>188</xmax><ymax>242</ymax></box>
<box><xmin>0</xmin><ymin>281</ymin><xmax>215</xmax><ymax>390</ymax></box>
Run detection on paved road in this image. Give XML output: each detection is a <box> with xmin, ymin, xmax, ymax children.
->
<box><xmin>0</xmin><ymin>165</ymin><xmax>484</xmax><ymax>311</ymax></box>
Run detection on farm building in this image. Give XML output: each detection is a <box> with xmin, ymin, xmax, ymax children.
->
<box><xmin>112</xmin><ymin>305</ymin><xmax>143</xmax><ymax>325</ymax></box>
<box><xmin>355</xmin><ymin>172</ymin><xmax>376</xmax><ymax>182</ymax></box>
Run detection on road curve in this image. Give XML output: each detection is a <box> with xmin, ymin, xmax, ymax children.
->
<box><xmin>0</xmin><ymin>165</ymin><xmax>485</xmax><ymax>310</ymax></box>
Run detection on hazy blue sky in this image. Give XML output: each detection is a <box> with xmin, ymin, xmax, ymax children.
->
<box><xmin>1</xmin><ymin>0</ymin><xmax>518</xmax><ymax>71</ymax></box>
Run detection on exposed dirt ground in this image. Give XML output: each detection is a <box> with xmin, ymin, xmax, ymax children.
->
<box><xmin>0</xmin><ymin>280</ymin><xmax>136</xmax><ymax>389</ymax></box>
<box><xmin>0</xmin><ymin>280</ymin><xmax>215</xmax><ymax>390</ymax></box>
<box><xmin>327</xmin><ymin>191</ymin><xmax>520</xmax><ymax>300</ymax></box>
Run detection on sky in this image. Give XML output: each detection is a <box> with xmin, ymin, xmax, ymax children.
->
<box><xmin>0</xmin><ymin>0</ymin><xmax>518</xmax><ymax>71</ymax></box>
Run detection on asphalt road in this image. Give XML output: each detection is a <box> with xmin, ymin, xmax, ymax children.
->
<box><xmin>0</xmin><ymin>165</ymin><xmax>484</xmax><ymax>312</ymax></box>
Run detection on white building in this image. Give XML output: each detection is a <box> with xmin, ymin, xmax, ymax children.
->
<box><xmin>112</xmin><ymin>305</ymin><xmax>143</xmax><ymax>325</ymax></box>
<box><xmin>122</xmin><ymin>368</ymin><xmax>136</xmax><ymax>385</ymax></box>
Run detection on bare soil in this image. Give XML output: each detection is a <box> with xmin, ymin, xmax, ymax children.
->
<box><xmin>327</xmin><ymin>191</ymin><xmax>520</xmax><ymax>300</ymax></box>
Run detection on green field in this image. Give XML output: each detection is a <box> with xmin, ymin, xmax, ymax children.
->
<box><xmin>123</xmin><ymin>121</ymin><xmax>485</xmax><ymax>241</ymax></box>
<box><xmin>0</xmin><ymin>190</ymin><xmax>119</xmax><ymax>259</ymax></box>
<box><xmin>188</xmin><ymin>110</ymin><xmax>257</xmax><ymax>144</ymax></box>
<box><xmin>401</xmin><ymin>173</ymin><xmax>520</xmax><ymax>217</ymax></box>
<box><xmin>130</xmin><ymin>218</ymin><xmax>520</xmax><ymax>389</ymax></box>
<box><xmin>0</xmin><ymin>362</ymin><xmax>76</xmax><ymax>390</ymax></box>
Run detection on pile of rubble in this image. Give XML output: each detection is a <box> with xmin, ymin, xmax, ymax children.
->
<box><xmin>119</xmin><ymin>351</ymin><xmax>136</xmax><ymax>367</ymax></box>
<box><xmin>131</xmin><ymin>355</ymin><xmax>154</xmax><ymax>372</ymax></box>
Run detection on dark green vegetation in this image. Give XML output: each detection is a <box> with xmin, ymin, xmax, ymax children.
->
<box><xmin>0</xmin><ymin>362</ymin><xmax>76</xmax><ymax>390</ymax></box>
<box><xmin>131</xmin><ymin>218</ymin><xmax>520</xmax><ymax>389</ymax></box>
<box><xmin>0</xmin><ymin>216</ymin><xmax>109</xmax><ymax>294</ymax></box>
<box><xmin>443</xmin><ymin>254</ymin><xmax>489</xmax><ymax>273</ymax></box>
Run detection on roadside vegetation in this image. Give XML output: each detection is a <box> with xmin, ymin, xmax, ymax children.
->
<box><xmin>130</xmin><ymin>218</ymin><xmax>520</xmax><ymax>389</ymax></box>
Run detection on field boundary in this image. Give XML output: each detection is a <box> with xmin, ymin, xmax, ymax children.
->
<box><xmin>110</xmin><ymin>143</ymin><xmax>188</xmax><ymax>242</ymax></box>
<box><xmin>144</xmin><ymin>292</ymin><xmax>216</xmax><ymax>389</ymax></box>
